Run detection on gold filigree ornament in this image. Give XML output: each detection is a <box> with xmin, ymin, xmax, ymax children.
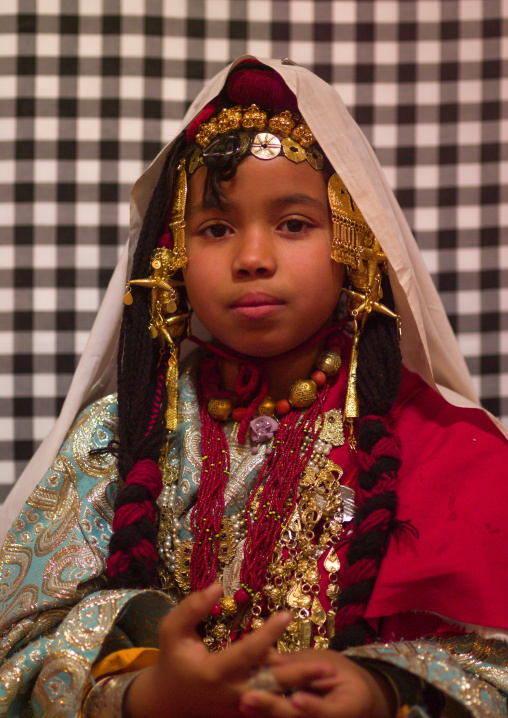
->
<box><xmin>123</xmin><ymin>160</ymin><xmax>190</xmax><ymax>433</ymax></box>
<box><xmin>328</xmin><ymin>173</ymin><xmax>401</xmax><ymax>445</ymax></box>
<box><xmin>191</xmin><ymin>104</ymin><xmax>323</xmax><ymax>172</ymax></box>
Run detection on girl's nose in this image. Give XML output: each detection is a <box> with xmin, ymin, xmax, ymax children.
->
<box><xmin>231</xmin><ymin>227</ymin><xmax>276</xmax><ymax>278</ymax></box>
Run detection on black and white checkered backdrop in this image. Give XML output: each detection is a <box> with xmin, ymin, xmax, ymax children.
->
<box><xmin>1</xmin><ymin>0</ymin><xmax>507</xmax><ymax>504</ymax></box>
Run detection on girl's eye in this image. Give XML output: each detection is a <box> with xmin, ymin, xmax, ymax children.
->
<box><xmin>203</xmin><ymin>223</ymin><xmax>231</xmax><ymax>239</ymax></box>
<box><xmin>280</xmin><ymin>219</ymin><xmax>309</xmax><ymax>234</ymax></box>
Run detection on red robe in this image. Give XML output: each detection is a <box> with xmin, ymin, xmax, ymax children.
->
<box><xmin>324</xmin><ymin>364</ymin><xmax>508</xmax><ymax>637</ymax></box>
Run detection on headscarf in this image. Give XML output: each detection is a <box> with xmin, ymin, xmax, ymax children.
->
<box><xmin>0</xmin><ymin>55</ymin><xmax>504</xmax><ymax>544</ymax></box>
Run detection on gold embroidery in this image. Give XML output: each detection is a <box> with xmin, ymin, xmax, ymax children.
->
<box><xmin>33</xmin><ymin>648</ymin><xmax>91</xmax><ymax>715</ymax></box>
<box><xmin>86</xmin><ymin>475</ymin><xmax>117</xmax><ymax>527</ymax></box>
<box><xmin>42</xmin><ymin>545</ymin><xmax>99</xmax><ymax>601</ymax></box>
<box><xmin>0</xmin><ymin>541</ymin><xmax>34</xmax><ymax>612</ymax></box>
<box><xmin>344</xmin><ymin>641</ymin><xmax>507</xmax><ymax>718</ymax></box>
<box><xmin>436</xmin><ymin>634</ymin><xmax>508</xmax><ymax>694</ymax></box>
<box><xmin>72</xmin><ymin>398</ymin><xmax>119</xmax><ymax>479</ymax></box>
<box><xmin>61</xmin><ymin>592</ymin><xmax>122</xmax><ymax>651</ymax></box>
<box><xmin>33</xmin><ymin>468</ymin><xmax>80</xmax><ymax>557</ymax></box>
<box><xmin>0</xmin><ymin>662</ymin><xmax>23</xmax><ymax>710</ymax></box>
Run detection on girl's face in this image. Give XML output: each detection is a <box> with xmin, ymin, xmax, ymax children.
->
<box><xmin>184</xmin><ymin>156</ymin><xmax>345</xmax><ymax>358</ymax></box>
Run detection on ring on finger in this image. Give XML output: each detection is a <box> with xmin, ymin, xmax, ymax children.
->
<box><xmin>246</xmin><ymin>668</ymin><xmax>285</xmax><ymax>694</ymax></box>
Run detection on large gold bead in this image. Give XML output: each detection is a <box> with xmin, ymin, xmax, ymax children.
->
<box><xmin>242</xmin><ymin>104</ymin><xmax>267</xmax><ymax>130</ymax></box>
<box><xmin>291</xmin><ymin>122</ymin><xmax>315</xmax><ymax>148</ymax></box>
<box><xmin>315</xmin><ymin>350</ymin><xmax>341</xmax><ymax>377</ymax></box>
<box><xmin>288</xmin><ymin>379</ymin><xmax>317</xmax><ymax>408</ymax></box>
<box><xmin>212</xmin><ymin>623</ymin><xmax>228</xmax><ymax>640</ymax></box>
<box><xmin>268</xmin><ymin>110</ymin><xmax>296</xmax><ymax>137</ymax></box>
<box><xmin>207</xmin><ymin>398</ymin><xmax>232</xmax><ymax>421</ymax></box>
<box><xmin>219</xmin><ymin>596</ymin><xmax>238</xmax><ymax>616</ymax></box>
<box><xmin>256</xmin><ymin>396</ymin><xmax>276</xmax><ymax>416</ymax></box>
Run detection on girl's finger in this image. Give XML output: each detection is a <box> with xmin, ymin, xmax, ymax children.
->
<box><xmin>218</xmin><ymin>611</ymin><xmax>293</xmax><ymax>675</ymax></box>
<box><xmin>240</xmin><ymin>690</ymin><xmax>304</xmax><ymax>718</ymax></box>
<box><xmin>290</xmin><ymin>691</ymin><xmax>341</xmax><ymax>718</ymax></box>
<box><xmin>159</xmin><ymin>584</ymin><xmax>223</xmax><ymax>643</ymax></box>
<box><xmin>270</xmin><ymin>662</ymin><xmax>337</xmax><ymax>692</ymax></box>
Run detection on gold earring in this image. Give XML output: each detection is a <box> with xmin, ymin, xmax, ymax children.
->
<box><xmin>124</xmin><ymin>160</ymin><xmax>190</xmax><ymax>433</ymax></box>
<box><xmin>328</xmin><ymin>173</ymin><xmax>400</xmax><ymax>445</ymax></box>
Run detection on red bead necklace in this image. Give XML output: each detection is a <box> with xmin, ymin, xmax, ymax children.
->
<box><xmin>187</xmin><ymin>330</ymin><xmax>345</xmax><ymax>608</ymax></box>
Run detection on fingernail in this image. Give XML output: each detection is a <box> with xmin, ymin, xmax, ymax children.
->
<box><xmin>240</xmin><ymin>697</ymin><xmax>261</xmax><ymax>715</ymax></box>
<box><xmin>291</xmin><ymin>693</ymin><xmax>306</xmax><ymax>709</ymax></box>
<box><xmin>242</xmin><ymin>695</ymin><xmax>261</xmax><ymax>708</ymax></box>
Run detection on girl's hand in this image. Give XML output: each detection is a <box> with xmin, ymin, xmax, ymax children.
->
<box><xmin>239</xmin><ymin>648</ymin><xmax>397</xmax><ymax>718</ymax></box>
<box><xmin>124</xmin><ymin>586</ymin><xmax>330</xmax><ymax>718</ymax></box>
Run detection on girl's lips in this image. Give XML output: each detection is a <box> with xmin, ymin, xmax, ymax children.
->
<box><xmin>230</xmin><ymin>293</ymin><xmax>285</xmax><ymax>319</ymax></box>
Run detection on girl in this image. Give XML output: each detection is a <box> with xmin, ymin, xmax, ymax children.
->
<box><xmin>1</xmin><ymin>57</ymin><xmax>508</xmax><ymax>718</ymax></box>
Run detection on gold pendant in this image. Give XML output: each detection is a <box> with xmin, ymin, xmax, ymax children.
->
<box><xmin>277</xmin><ymin>636</ymin><xmax>293</xmax><ymax>653</ymax></box>
<box><xmin>326</xmin><ymin>610</ymin><xmax>336</xmax><ymax>638</ymax></box>
<box><xmin>219</xmin><ymin>596</ymin><xmax>238</xmax><ymax>616</ymax></box>
<box><xmin>222</xmin><ymin>538</ymin><xmax>245</xmax><ymax>597</ymax></box>
<box><xmin>313</xmin><ymin>635</ymin><xmax>329</xmax><ymax>650</ymax></box>
<box><xmin>287</xmin><ymin>583</ymin><xmax>312</xmax><ymax>610</ymax></box>
<box><xmin>319</xmin><ymin>409</ymin><xmax>345</xmax><ymax>446</ymax></box>
<box><xmin>165</xmin><ymin>359</ymin><xmax>178</xmax><ymax>432</ymax></box>
<box><xmin>286</xmin><ymin>582</ymin><xmax>302</xmax><ymax>608</ymax></box>
<box><xmin>344</xmin><ymin>331</ymin><xmax>360</xmax><ymax>420</ymax></box>
<box><xmin>264</xmin><ymin>584</ymin><xmax>284</xmax><ymax>606</ymax></box>
<box><xmin>251</xmin><ymin>617</ymin><xmax>265</xmax><ymax>631</ymax></box>
<box><xmin>299</xmin><ymin>618</ymin><xmax>312</xmax><ymax>648</ymax></box>
<box><xmin>324</xmin><ymin>547</ymin><xmax>341</xmax><ymax>573</ymax></box>
<box><xmin>286</xmin><ymin>509</ymin><xmax>302</xmax><ymax>533</ymax></box>
<box><xmin>303</xmin><ymin>567</ymin><xmax>320</xmax><ymax>585</ymax></box>
<box><xmin>326</xmin><ymin>584</ymin><xmax>340</xmax><ymax>600</ymax></box>
<box><xmin>212</xmin><ymin>623</ymin><xmax>229</xmax><ymax>641</ymax></box>
<box><xmin>324</xmin><ymin>459</ymin><xmax>343</xmax><ymax>481</ymax></box>
<box><xmin>310</xmin><ymin>597</ymin><xmax>326</xmax><ymax>626</ymax></box>
<box><xmin>299</xmin><ymin>465</ymin><xmax>315</xmax><ymax>488</ymax></box>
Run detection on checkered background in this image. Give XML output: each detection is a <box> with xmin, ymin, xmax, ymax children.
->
<box><xmin>1</xmin><ymin>0</ymin><xmax>507</xmax><ymax>505</ymax></box>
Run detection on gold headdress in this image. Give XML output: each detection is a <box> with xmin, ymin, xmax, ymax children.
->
<box><xmin>328</xmin><ymin>174</ymin><xmax>401</xmax><ymax>435</ymax></box>
<box><xmin>188</xmin><ymin>104</ymin><xmax>324</xmax><ymax>173</ymax></box>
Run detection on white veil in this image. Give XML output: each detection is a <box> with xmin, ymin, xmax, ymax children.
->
<box><xmin>1</xmin><ymin>56</ymin><xmax>503</xmax><ymax>544</ymax></box>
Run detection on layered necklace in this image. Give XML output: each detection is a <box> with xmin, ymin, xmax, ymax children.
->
<box><xmin>157</xmin><ymin>333</ymin><xmax>355</xmax><ymax>651</ymax></box>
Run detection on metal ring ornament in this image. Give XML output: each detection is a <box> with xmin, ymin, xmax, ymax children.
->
<box><xmin>246</xmin><ymin>667</ymin><xmax>285</xmax><ymax>694</ymax></box>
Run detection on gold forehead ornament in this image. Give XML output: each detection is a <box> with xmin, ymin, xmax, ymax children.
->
<box><xmin>190</xmin><ymin>105</ymin><xmax>324</xmax><ymax>173</ymax></box>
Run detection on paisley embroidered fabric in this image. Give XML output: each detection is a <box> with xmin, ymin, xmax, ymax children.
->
<box><xmin>1</xmin><ymin>361</ymin><xmax>508</xmax><ymax>716</ymax></box>
<box><xmin>344</xmin><ymin>641</ymin><xmax>508</xmax><ymax>718</ymax></box>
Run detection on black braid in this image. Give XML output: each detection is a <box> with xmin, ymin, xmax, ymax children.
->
<box><xmin>331</xmin><ymin>279</ymin><xmax>404</xmax><ymax>650</ymax></box>
<box><xmin>106</xmin><ymin>131</ymin><xmax>187</xmax><ymax>590</ymax></box>
<box><xmin>117</xmin><ymin>131</ymin><xmax>187</xmax><ymax>480</ymax></box>
<box><xmin>356</xmin><ymin>305</ymin><xmax>402</xmax><ymax>418</ymax></box>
